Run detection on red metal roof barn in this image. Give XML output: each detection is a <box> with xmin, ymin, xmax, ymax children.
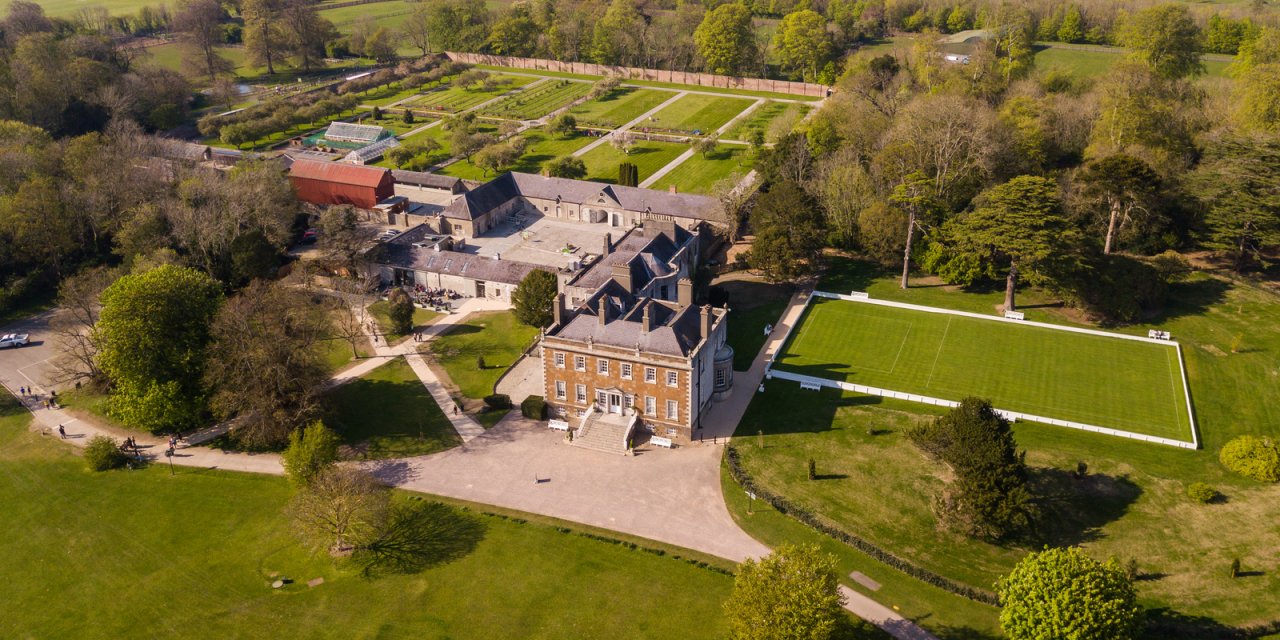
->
<box><xmin>288</xmin><ymin>159</ymin><xmax>394</xmax><ymax>209</ymax></box>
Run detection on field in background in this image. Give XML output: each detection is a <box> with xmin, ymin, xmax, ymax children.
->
<box><xmin>775</xmin><ymin>296</ymin><xmax>1194</xmax><ymax>441</ymax></box>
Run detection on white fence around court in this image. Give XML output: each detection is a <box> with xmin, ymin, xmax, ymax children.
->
<box><xmin>763</xmin><ymin>290</ymin><xmax>1200</xmax><ymax>450</ymax></box>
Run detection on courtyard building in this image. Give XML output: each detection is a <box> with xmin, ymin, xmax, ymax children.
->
<box><xmin>288</xmin><ymin>159</ymin><xmax>395</xmax><ymax>209</ymax></box>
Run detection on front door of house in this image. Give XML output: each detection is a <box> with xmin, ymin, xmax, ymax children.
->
<box><xmin>608</xmin><ymin>392</ymin><xmax>622</xmax><ymax>414</ymax></box>
<box><xmin>476</xmin><ymin>281</ymin><xmax>486</xmax><ymax>297</ymax></box>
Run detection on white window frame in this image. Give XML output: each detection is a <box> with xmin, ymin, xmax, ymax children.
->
<box><xmin>645</xmin><ymin>367</ymin><xmax>656</xmax><ymax>383</ymax></box>
<box><xmin>554</xmin><ymin>352</ymin><xmax>565</xmax><ymax>369</ymax></box>
<box><xmin>598</xmin><ymin>359</ymin><xmax>609</xmax><ymax>375</ymax></box>
<box><xmin>644</xmin><ymin>395</ymin><xmax>656</xmax><ymax>416</ymax></box>
<box><xmin>575</xmin><ymin>383</ymin><xmax>586</xmax><ymax>403</ymax></box>
<box><xmin>666</xmin><ymin>371</ymin><xmax>679</xmax><ymax>387</ymax></box>
<box><xmin>555</xmin><ymin>380</ymin><xmax>566</xmax><ymax>400</ymax></box>
<box><xmin>621</xmin><ymin>363</ymin><xmax>633</xmax><ymax>380</ymax></box>
<box><xmin>574</xmin><ymin>355</ymin><xmax>586</xmax><ymax>372</ymax></box>
<box><xmin>666</xmin><ymin>400</ymin><xmax>679</xmax><ymax>421</ymax></box>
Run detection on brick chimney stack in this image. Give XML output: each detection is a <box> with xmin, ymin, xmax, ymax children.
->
<box><xmin>598</xmin><ymin>296</ymin><xmax>608</xmax><ymax>326</ymax></box>
<box><xmin>553</xmin><ymin>292</ymin><xmax>565</xmax><ymax>327</ymax></box>
<box><xmin>641</xmin><ymin>302</ymin><xmax>651</xmax><ymax>333</ymax></box>
<box><xmin>700</xmin><ymin>305</ymin><xmax>713</xmax><ymax>341</ymax></box>
<box><xmin>603</xmin><ymin>232</ymin><xmax>612</xmax><ymax>256</ymax></box>
<box><xmin>677</xmin><ymin>278</ymin><xmax>693</xmax><ymax>307</ymax></box>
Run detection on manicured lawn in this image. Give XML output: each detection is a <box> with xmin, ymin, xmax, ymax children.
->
<box><xmin>721</xmin><ymin>460</ymin><xmax>999</xmax><ymax>639</ymax></box>
<box><xmin>430</xmin><ymin>311</ymin><xmax>538</xmax><ymax>401</ymax></box>
<box><xmin>34</xmin><ymin>0</ymin><xmax>156</xmax><ymax>16</ymax></box>
<box><xmin>324</xmin><ymin>356</ymin><xmax>460</xmax><ymax>458</ymax></box>
<box><xmin>480</xmin><ymin>79</ymin><xmax>591</xmax><ymax>120</ymax></box>
<box><xmin>406</xmin><ymin>75</ymin><xmax>538</xmax><ymax>113</ymax></box>
<box><xmin>578</xmin><ymin>140</ymin><xmax>688</xmax><ymax>184</ymax></box>
<box><xmin>0</xmin><ymin>394</ymin><xmax>737</xmax><ymax>639</ymax></box>
<box><xmin>649</xmin><ymin>146</ymin><xmax>750</xmax><ymax>194</ymax></box>
<box><xmin>368</xmin><ymin>300</ymin><xmax>442</xmax><ymax>342</ymax></box>
<box><xmin>568</xmin><ymin>87</ymin><xmax>673</xmax><ymax>128</ymax></box>
<box><xmin>647</xmin><ymin>94</ymin><xmax>756</xmax><ymax>133</ymax></box>
<box><xmin>713</xmin><ymin>278</ymin><xmax>794</xmax><ymax>370</ymax></box>
<box><xmin>437</xmin><ymin>128</ymin><xmax>593</xmax><ymax>179</ymax></box>
<box><xmin>317</xmin><ymin>335</ymin><xmax>374</xmax><ymax>373</ymax></box>
<box><xmin>729</xmin><ymin>256</ymin><xmax>1280</xmax><ymax>629</ymax></box>
<box><xmin>319</xmin><ymin>0</ymin><xmax>415</xmax><ymax>33</ymax></box>
<box><xmin>1033</xmin><ymin>45</ymin><xmax>1232</xmax><ymax>79</ymax></box>
<box><xmin>723</xmin><ymin>100</ymin><xmax>810</xmax><ymax>142</ymax></box>
<box><xmin>775</xmin><ymin>296</ymin><xmax>1194</xmax><ymax>441</ymax></box>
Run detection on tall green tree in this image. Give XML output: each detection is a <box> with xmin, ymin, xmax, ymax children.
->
<box><xmin>747</xmin><ymin>181</ymin><xmax>825</xmax><ymax>282</ymax></box>
<box><xmin>172</xmin><ymin>0</ymin><xmax>232</xmax><ymax>81</ymax></box>
<box><xmin>96</xmin><ymin>264</ymin><xmax>223</xmax><ymax>433</ymax></box>
<box><xmin>242</xmin><ymin>0</ymin><xmax>284</xmax><ymax>75</ymax></box>
<box><xmin>511</xmin><ymin>268</ymin><xmax>559</xmax><ymax>327</ymax></box>
<box><xmin>489</xmin><ymin>5</ymin><xmax>539</xmax><ymax>57</ymax></box>
<box><xmin>772</xmin><ymin>9</ymin><xmax>833</xmax><ymax>82</ymax></box>
<box><xmin>591</xmin><ymin>0</ymin><xmax>645</xmax><ymax>65</ymax></box>
<box><xmin>1076</xmin><ymin>154</ymin><xmax>1162</xmax><ymax>254</ymax></box>
<box><xmin>1236</xmin><ymin>64</ymin><xmax>1280</xmax><ymax>132</ymax></box>
<box><xmin>943</xmin><ymin>176</ymin><xmax>1076</xmax><ymax>311</ymax></box>
<box><xmin>542</xmin><ymin>155</ymin><xmax>586</xmax><ymax>179</ymax></box>
<box><xmin>907</xmin><ymin>398</ymin><xmax>1037</xmax><ymax>541</ymax></box>
<box><xmin>1189</xmin><ymin>133</ymin><xmax>1280</xmax><ymax>271</ymax></box>
<box><xmin>723</xmin><ymin>544</ymin><xmax>844</xmax><ymax>640</ymax></box>
<box><xmin>1117</xmin><ymin>4</ymin><xmax>1204</xmax><ymax>79</ymax></box>
<box><xmin>889</xmin><ymin>170</ymin><xmax>938</xmax><ymax>289</ymax></box>
<box><xmin>1056</xmin><ymin>5</ymin><xmax>1084</xmax><ymax>44</ymax></box>
<box><xmin>279</xmin><ymin>0</ymin><xmax>337</xmax><ymax>71</ymax></box>
<box><xmin>694</xmin><ymin>3</ymin><xmax>757</xmax><ymax>76</ymax></box>
<box><xmin>282</xmin><ymin>421</ymin><xmax>341</xmax><ymax>486</ymax></box>
<box><xmin>998</xmin><ymin>547</ymin><xmax>1142</xmax><ymax>640</ymax></box>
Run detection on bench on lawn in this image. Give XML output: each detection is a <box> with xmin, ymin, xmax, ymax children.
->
<box><xmin>1004</xmin><ymin>310</ymin><xmax>1026</xmax><ymax>321</ymax></box>
<box><xmin>1147</xmin><ymin>330</ymin><xmax>1171</xmax><ymax>340</ymax></box>
<box><xmin>650</xmin><ymin>436</ymin><xmax>673</xmax><ymax>449</ymax></box>
<box><xmin>548</xmin><ymin>419</ymin><xmax>570</xmax><ymax>432</ymax></box>
<box><xmin>800</xmin><ymin>381</ymin><xmax>822</xmax><ymax>391</ymax></box>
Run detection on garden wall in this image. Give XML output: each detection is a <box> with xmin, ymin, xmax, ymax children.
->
<box><xmin>443</xmin><ymin>52</ymin><xmax>831</xmax><ymax>98</ymax></box>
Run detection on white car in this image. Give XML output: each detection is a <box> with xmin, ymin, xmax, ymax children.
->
<box><xmin>0</xmin><ymin>333</ymin><xmax>29</xmax><ymax>348</ymax></box>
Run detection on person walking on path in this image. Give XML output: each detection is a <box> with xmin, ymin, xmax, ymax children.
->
<box><xmin>57</xmin><ymin>424</ymin><xmax>66</xmax><ymax>439</ymax></box>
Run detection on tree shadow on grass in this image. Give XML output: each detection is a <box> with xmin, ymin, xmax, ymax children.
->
<box><xmin>357</xmin><ymin>500</ymin><xmax>486</xmax><ymax>577</ymax></box>
<box><xmin>1144</xmin><ymin>276</ymin><xmax>1230</xmax><ymax>325</ymax></box>
<box><xmin>1141</xmin><ymin>607</ymin><xmax>1276</xmax><ymax>640</ymax></box>
<box><xmin>924</xmin><ymin>624</ymin><xmax>1002</xmax><ymax>640</ymax></box>
<box><xmin>1029</xmin><ymin>468</ymin><xmax>1142</xmax><ymax>547</ymax></box>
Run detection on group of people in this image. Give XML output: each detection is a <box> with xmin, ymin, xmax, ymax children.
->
<box><xmin>17</xmin><ymin>385</ymin><xmax>57</xmax><ymax>410</ymax></box>
<box><xmin>408</xmin><ymin>285</ymin><xmax>459</xmax><ymax>312</ymax></box>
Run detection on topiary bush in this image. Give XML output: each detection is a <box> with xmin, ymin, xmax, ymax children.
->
<box><xmin>520</xmin><ymin>395</ymin><xmax>547</xmax><ymax>420</ymax></box>
<box><xmin>483</xmin><ymin>394</ymin><xmax>512</xmax><ymax>411</ymax></box>
<box><xmin>1186</xmin><ymin>482</ymin><xmax>1217</xmax><ymax>504</ymax></box>
<box><xmin>1219</xmin><ymin>436</ymin><xmax>1280</xmax><ymax>482</ymax></box>
<box><xmin>84</xmin><ymin>435</ymin><xmax>127</xmax><ymax>472</ymax></box>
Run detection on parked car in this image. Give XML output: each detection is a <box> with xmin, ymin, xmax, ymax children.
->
<box><xmin>0</xmin><ymin>333</ymin><xmax>30</xmax><ymax>348</ymax></box>
<box><xmin>300</xmin><ymin>229</ymin><xmax>318</xmax><ymax>244</ymax></box>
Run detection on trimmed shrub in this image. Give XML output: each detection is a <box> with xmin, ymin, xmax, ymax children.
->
<box><xmin>84</xmin><ymin>435</ymin><xmax>127</xmax><ymax>471</ymax></box>
<box><xmin>1186</xmin><ymin>482</ymin><xmax>1217</xmax><ymax>504</ymax></box>
<box><xmin>483</xmin><ymin>394</ymin><xmax>512</xmax><ymax>410</ymax></box>
<box><xmin>476</xmin><ymin>355</ymin><xmax>486</xmax><ymax>369</ymax></box>
<box><xmin>520</xmin><ymin>395</ymin><xmax>547</xmax><ymax>420</ymax></box>
<box><xmin>1219</xmin><ymin>436</ymin><xmax>1280</xmax><ymax>482</ymax></box>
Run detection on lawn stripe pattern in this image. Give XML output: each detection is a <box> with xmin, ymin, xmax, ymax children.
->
<box><xmin>775</xmin><ymin>298</ymin><xmax>1193</xmax><ymax>440</ymax></box>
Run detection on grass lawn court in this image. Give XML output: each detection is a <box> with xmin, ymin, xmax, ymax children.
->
<box><xmin>324</xmin><ymin>356</ymin><xmax>461</xmax><ymax>458</ymax></box>
<box><xmin>775</xmin><ymin>296</ymin><xmax>1194</xmax><ymax>442</ymax></box>
<box><xmin>647</xmin><ymin>93</ymin><xmax>756</xmax><ymax>133</ymax></box>
<box><xmin>649</xmin><ymin>146</ymin><xmax>749</xmax><ymax>194</ymax></box>
<box><xmin>568</xmin><ymin>87</ymin><xmax>673</xmax><ymax>128</ymax></box>
<box><xmin>579</xmin><ymin>140</ymin><xmax>688</xmax><ymax>184</ymax></box>
<box><xmin>723</xmin><ymin>101</ymin><xmax>810</xmax><ymax>142</ymax></box>
<box><xmin>0</xmin><ymin>393</ymin><xmax>737</xmax><ymax>639</ymax></box>
<box><xmin>435</xmin><ymin>128</ymin><xmax>593</xmax><ymax>179</ymax></box>
<box><xmin>430</xmin><ymin>311</ymin><xmax>538</xmax><ymax>401</ymax></box>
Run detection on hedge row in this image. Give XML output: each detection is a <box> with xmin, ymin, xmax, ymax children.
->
<box><xmin>724</xmin><ymin>444</ymin><xmax>1000</xmax><ymax>606</ymax></box>
<box><xmin>552</xmin><ymin>527</ymin><xmax>733</xmax><ymax>576</ymax></box>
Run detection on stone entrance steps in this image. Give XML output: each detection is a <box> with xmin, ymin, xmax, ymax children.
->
<box><xmin>573</xmin><ymin>412</ymin><xmax>633</xmax><ymax>455</ymax></box>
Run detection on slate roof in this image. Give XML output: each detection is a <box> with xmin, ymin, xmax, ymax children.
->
<box><xmin>155</xmin><ymin>139</ymin><xmax>211</xmax><ymax>162</ymax></box>
<box><xmin>288</xmin><ymin>159</ymin><xmax>391</xmax><ymax>188</ymax></box>
<box><xmin>572</xmin><ymin>226</ymin><xmax>688</xmax><ymax>292</ymax></box>
<box><xmin>368</xmin><ymin>225</ymin><xmax>550</xmax><ymax>286</ymax></box>
<box><xmin>441</xmin><ymin>172</ymin><xmax>718</xmax><ymax>222</ymax></box>
<box><xmin>393</xmin><ymin>170</ymin><xmax>464</xmax><ymax>191</ymax></box>
<box><xmin>324</xmin><ymin>122</ymin><xmax>389</xmax><ymax>143</ymax></box>
<box><xmin>554</xmin><ymin>296</ymin><xmax>719</xmax><ymax>357</ymax></box>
